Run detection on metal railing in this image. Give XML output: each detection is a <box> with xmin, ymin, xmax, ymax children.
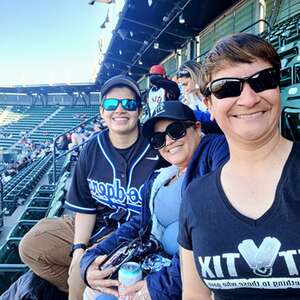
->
<box><xmin>241</xmin><ymin>19</ymin><xmax>272</xmax><ymax>40</ymax></box>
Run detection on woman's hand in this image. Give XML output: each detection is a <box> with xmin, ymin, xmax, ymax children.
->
<box><xmin>86</xmin><ymin>255</ymin><xmax>119</xmax><ymax>297</ymax></box>
<box><xmin>119</xmin><ymin>280</ymin><xmax>151</xmax><ymax>300</ymax></box>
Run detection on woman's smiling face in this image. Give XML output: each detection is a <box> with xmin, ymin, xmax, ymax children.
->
<box><xmin>206</xmin><ymin>59</ymin><xmax>281</xmax><ymax>145</ymax></box>
<box><xmin>154</xmin><ymin>119</ymin><xmax>201</xmax><ymax>169</ymax></box>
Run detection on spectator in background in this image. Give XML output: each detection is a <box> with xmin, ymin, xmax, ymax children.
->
<box><xmin>68</xmin><ymin>126</ymin><xmax>87</xmax><ymax>150</ymax></box>
<box><xmin>57</xmin><ymin>134</ymin><xmax>70</xmax><ymax>151</ymax></box>
<box><xmin>178</xmin><ymin>61</ymin><xmax>207</xmax><ymax>111</ymax></box>
<box><xmin>91</xmin><ymin>117</ymin><xmax>106</xmax><ymax>135</ymax></box>
<box><xmin>145</xmin><ymin>64</ymin><xmax>181</xmax><ymax>119</ymax></box>
<box><xmin>178</xmin><ymin>60</ymin><xmax>222</xmax><ymax>134</ymax></box>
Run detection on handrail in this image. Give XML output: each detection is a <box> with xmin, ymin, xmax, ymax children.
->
<box><xmin>52</xmin><ymin>113</ymin><xmax>100</xmax><ymax>183</ymax></box>
<box><xmin>241</xmin><ymin>19</ymin><xmax>272</xmax><ymax>40</ymax></box>
<box><xmin>54</xmin><ymin>138</ymin><xmax>92</xmax><ymax>161</ymax></box>
<box><xmin>0</xmin><ymin>264</ymin><xmax>28</xmax><ymax>271</ymax></box>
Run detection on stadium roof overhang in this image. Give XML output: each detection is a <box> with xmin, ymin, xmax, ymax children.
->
<box><xmin>0</xmin><ymin>83</ymin><xmax>101</xmax><ymax>95</ymax></box>
<box><xmin>96</xmin><ymin>0</ymin><xmax>239</xmax><ymax>84</ymax></box>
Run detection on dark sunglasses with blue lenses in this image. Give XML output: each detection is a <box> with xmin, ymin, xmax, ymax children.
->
<box><xmin>102</xmin><ymin>98</ymin><xmax>139</xmax><ymax>111</ymax></box>
<box><xmin>204</xmin><ymin>68</ymin><xmax>280</xmax><ymax>100</ymax></box>
<box><xmin>150</xmin><ymin>121</ymin><xmax>195</xmax><ymax>150</ymax></box>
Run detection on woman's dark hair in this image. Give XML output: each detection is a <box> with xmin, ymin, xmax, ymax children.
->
<box><xmin>199</xmin><ymin>33</ymin><xmax>281</xmax><ymax>94</ymax></box>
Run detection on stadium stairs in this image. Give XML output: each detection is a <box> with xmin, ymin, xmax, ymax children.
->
<box><xmin>0</xmin><ymin>156</ymin><xmax>72</xmax><ymax>296</ymax></box>
<box><xmin>0</xmin><ymin>105</ymin><xmax>99</xmax><ymax>296</ymax></box>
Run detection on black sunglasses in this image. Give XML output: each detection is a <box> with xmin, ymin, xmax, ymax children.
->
<box><xmin>177</xmin><ymin>70</ymin><xmax>191</xmax><ymax>78</ymax></box>
<box><xmin>204</xmin><ymin>68</ymin><xmax>280</xmax><ymax>99</ymax></box>
<box><xmin>102</xmin><ymin>98</ymin><xmax>139</xmax><ymax>111</ymax></box>
<box><xmin>149</xmin><ymin>121</ymin><xmax>195</xmax><ymax>150</ymax></box>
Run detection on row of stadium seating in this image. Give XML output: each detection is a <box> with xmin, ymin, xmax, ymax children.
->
<box><xmin>261</xmin><ymin>12</ymin><xmax>300</xmax><ymax>49</ymax></box>
<box><xmin>28</xmin><ymin>105</ymin><xmax>99</xmax><ymax>144</ymax></box>
<box><xmin>0</xmin><ymin>105</ymin><xmax>99</xmax><ymax>151</ymax></box>
<box><xmin>0</xmin><ymin>169</ymin><xmax>70</xmax><ymax>295</ymax></box>
<box><xmin>47</xmin><ymin>152</ymin><xmax>72</xmax><ymax>184</ymax></box>
<box><xmin>0</xmin><ymin>104</ymin><xmax>81</xmax><ymax>294</ymax></box>
<box><xmin>0</xmin><ymin>106</ymin><xmax>57</xmax><ymax>150</ymax></box>
<box><xmin>3</xmin><ymin>154</ymin><xmax>53</xmax><ymax>215</ymax></box>
<box><xmin>259</xmin><ymin>12</ymin><xmax>300</xmax><ymax>141</ymax></box>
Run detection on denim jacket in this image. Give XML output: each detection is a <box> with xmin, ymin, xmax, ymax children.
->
<box><xmin>80</xmin><ymin>134</ymin><xmax>229</xmax><ymax>300</ymax></box>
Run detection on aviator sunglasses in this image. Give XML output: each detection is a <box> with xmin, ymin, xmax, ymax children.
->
<box><xmin>204</xmin><ymin>67</ymin><xmax>280</xmax><ymax>99</ymax></box>
<box><xmin>150</xmin><ymin>120</ymin><xmax>195</xmax><ymax>150</ymax></box>
<box><xmin>102</xmin><ymin>98</ymin><xmax>139</xmax><ymax>111</ymax></box>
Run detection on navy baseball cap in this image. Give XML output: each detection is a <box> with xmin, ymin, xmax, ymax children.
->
<box><xmin>142</xmin><ymin>101</ymin><xmax>196</xmax><ymax>138</ymax></box>
<box><xmin>100</xmin><ymin>75</ymin><xmax>141</xmax><ymax>103</ymax></box>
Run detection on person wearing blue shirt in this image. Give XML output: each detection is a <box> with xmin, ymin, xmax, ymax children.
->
<box><xmin>80</xmin><ymin>101</ymin><xmax>229</xmax><ymax>300</ymax></box>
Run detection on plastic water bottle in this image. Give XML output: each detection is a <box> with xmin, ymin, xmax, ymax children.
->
<box><xmin>118</xmin><ymin>262</ymin><xmax>142</xmax><ymax>300</ymax></box>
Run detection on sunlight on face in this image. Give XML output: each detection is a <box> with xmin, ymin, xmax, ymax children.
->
<box><xmin>100</xmin><ymin>87</ymin><xmax>141</xmax><ymax>137</ymax></box>
<box><xmin>154</xmin><ymin>119</ymin><xmax>201</xmax><ymax>168</ymax></box>
<box><xmin>207</xmin><ymin>60</ymin><xmax>281</xmax><ymax>145</ymax></box>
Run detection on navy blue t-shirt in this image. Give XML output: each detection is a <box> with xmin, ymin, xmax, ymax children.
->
<box><xmin>178</xmin><ymin>142</ymin><xmax>300</xmax><ymax>300</ymax></box>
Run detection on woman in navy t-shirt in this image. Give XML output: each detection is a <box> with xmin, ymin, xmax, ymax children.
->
<box><xmin>178</xmin><ymin>33</ymin><xmax>300</xmax><ymax>300</ymax></box>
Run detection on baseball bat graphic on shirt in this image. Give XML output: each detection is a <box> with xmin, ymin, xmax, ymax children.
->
<box><xmin>238</xmin><ymin>237</ymin><xmax>281</xmax><ymax>277</ymax></box>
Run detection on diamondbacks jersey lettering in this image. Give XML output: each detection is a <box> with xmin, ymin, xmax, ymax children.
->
<box><xmin>87</xmin><ymin>178</ymin><xmax>143</xmax><ymax>213</ymax></box>
<box><xmin>65</xmin><ymin>129</ymin><xmax>160</xmax><ymax>242</ymax></box>
<box><xmin>178</xmin><ymin>142</ymin><xmax>300</xmax><ymax>299</ymax></box>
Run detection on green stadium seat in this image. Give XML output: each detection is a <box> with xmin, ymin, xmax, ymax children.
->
<box><xmin>8</xmin><ymin>221</ymin><xmax>36</xmax><ymax>239</ymax></box>
<box><xmin>295</xmin><ymin>62</ymin><xmax>300</xmax><ymax>83</ymax></box>
<box><xmin>27</xmin><ymin>198</ymin><xmax>51</xmax><ymax>208</ymax></box>
<box><xmin>281</xmin><ymin>107</ymin><xmax>300</xmax><ymax>141</ymax></box>
<box><xmin>281</xmin><ymin>84</ymin><xmax>300</xmax><ymax>141</ymax></box>
<box><xmin>19</xmin><ymin>208</ymin><xmax>48</xmax><ymax>221</ymax></box>
<box><xmin>0</xmin><ymin>239</ymin><xmax>28</xmax><ymax>295</ymax></box>
<box><xmin>278</xmin><ymin>42</ymin><xmax>300</xmax><ymax>87</ymax></box>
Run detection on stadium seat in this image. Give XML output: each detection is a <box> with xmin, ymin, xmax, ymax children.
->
<box><xmin>8</xmin><ymin>221</ymin><xmax>36</xmax><ymax>239</ymax></box>
<box><xmin>281</xmin><ymin>84</ymin><xmax>300</xmax><ymax>141</ymax></box>
<box><xmin>281</xmin><ymin>107</ymin><xmax>300</xmax><ymax>141</ymax></box>
<box><xmin>0</xmin><ymin>239</ymin><xmax>28</xmax><ymax>295</ymax></box>
<box><xmin>19</xmin><ymin>208</ymin><xmax>48</xmax><ymax>221</ymax></box>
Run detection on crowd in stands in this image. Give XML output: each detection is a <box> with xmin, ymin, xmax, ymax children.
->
<box><xmin>1</xmin><ymin>156</ymin><xmax>31</xmax><ymax>183</ymax></box>
<box><xmin>0</xmin><ymin>116</ymin><xmax>106</xmax><ymax>186</ymax></box>
<box><xmin>1</xmin><ymin>31</ymin><xmax>300</xmax><ymax>300</ymax></box>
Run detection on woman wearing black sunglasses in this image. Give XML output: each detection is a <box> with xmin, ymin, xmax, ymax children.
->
<box><xmin>178</xmin><ymin>60</ymin><xmax>222</xmax><ymax>134</ymax></box>
<box><xmin>179</xmin><ymin>33</ymin><xmax>300</xmax><ymax>300</ymax></box>
<box><xmin>81</xmin><ymin>101</ymin><xmax>228</xmax><ymax>300</ymax></box>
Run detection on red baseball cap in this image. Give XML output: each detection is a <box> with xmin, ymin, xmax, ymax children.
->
<box><xmin>149</xmin><ymin>64</ymin><xmax>166</xmax><ymax>75</ymax></box>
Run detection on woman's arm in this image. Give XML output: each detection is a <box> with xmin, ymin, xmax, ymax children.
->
<box><xmin>180</xmin><ymin>246</ymin><xmax>212</xmax><ymax>300</ymax></box>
